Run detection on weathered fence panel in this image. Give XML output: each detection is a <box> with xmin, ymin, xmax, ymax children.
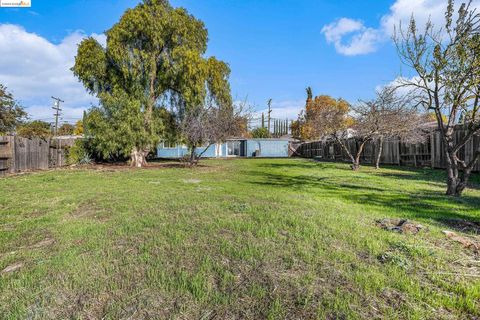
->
<box><xmin>0</xmin><ymin>136</ymin><xmax>14</xmax><ymax>175</ymax></box>
<box><xmin>0</xmin><ymin>136</ymin><xmax>78</xmax><ymax>176</ymax></box>
<box><xmin>13</xmin><ymin>137</ymin><xmax>50</xmax><ymax>172</ymax></box>
<box><xmin>294</xmin><ymin>129</ymin><xmax>480</xmax><ymax>172</ymax></box>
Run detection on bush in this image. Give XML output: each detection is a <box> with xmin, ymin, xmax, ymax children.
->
<box><xmin>67</xmin><ymin>139</ymin><xmax>92</xmax><ymax>165</ymax></box>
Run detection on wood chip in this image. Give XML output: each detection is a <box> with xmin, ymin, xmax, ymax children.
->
<box><xmin>443</xmin><ymin>230</ymin><xmax>480</xmax><ymax>250</ymax></box>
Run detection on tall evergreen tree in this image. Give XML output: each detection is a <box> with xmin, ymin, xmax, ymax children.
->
<box><xmin>73</xmin><ymin>0</ymin><xmax>231</xmax><ymax>166</ymax></box>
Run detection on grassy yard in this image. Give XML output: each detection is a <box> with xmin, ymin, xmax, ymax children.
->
<box><xmin>0</xmin><ymin>159</ymin><xmax>479</xmax><ymax>319</ymax></box>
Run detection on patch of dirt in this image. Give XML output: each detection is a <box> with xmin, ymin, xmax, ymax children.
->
<box><xmin>14</xmin><ymin>237</ymin><xmax>56</xmax><ymax>250</ymax></box>
<box><xmin>376</xmin><ymin>219</ymin><xmax>425</xmax><ymax>234</ymax></box>
<box><xmin>442</xmin><ymin>230</ymin><xmax>480</xmax><ymax>252</ymax></box>
<box><xmin>439</xmin><ymin>218</ymin><xmax>480</xmax><ymax>235</ymax></box>
<box><xmin>183</xmin><ymin>178</ymin><xmax>201</xmax><ymax>184</ymax></box>
<box><xmin>67</xmin><ymin>201</ymin><xmax>110</xmax><ymax>222</ymax></box>
<box><xmin>9</xmin><ymin>228</ymin><xmax>53</xmax><ymax>251</ymax></box>
<box><xmin>26</xmin><ymin>209</ymin><xmax>46</xmax><ymax>218</ymax></box>
<box><xmin>380</xmin><ymin>288</ymin><xmax>407</xmax><ymax>308</ymax></box>
<box><xmin>1</xmin><ymin>262</ymin><xmax>23</xmax><ymax>274</ymax></box>
<box><xmin>72</xmin><ymin>238</ymin><xmax>85</xmax><ymax>246</ymax></box>
<box><xmin>30</xmin><ymin>238</ymin><xmax>55</xmax><ymax>248</ymax></box>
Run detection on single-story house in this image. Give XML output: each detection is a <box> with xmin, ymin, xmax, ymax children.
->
<box><xmin>157</xmin><ymin>138</ymin><xmax>291</xmax><ymax>158</ymax></box>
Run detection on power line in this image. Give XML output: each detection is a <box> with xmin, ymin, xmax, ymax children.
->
<box><xmin>51</xmin><ymin>96</ymin><xmax>64</xmax><ymax>136</ymax></box>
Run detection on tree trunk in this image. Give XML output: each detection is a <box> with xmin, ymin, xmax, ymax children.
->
<box><xmin>351</xmin><ymin>162</ymin><xmax>360</xmax><ymax>171</ymax></box>
<box><xmin>445</xmin><ymin>159</ymin><xmax>472</xmax><ymax>197</ymax></box>
<box><xmin>333</xmin><ymin>135</ymin><xmax>357</xmax><ymax>170</ymax></box>
<box><xmin>444</xmin><ymin>145</ymin><xmax>473</xmax><ymax>197</ymax></box>
<box><xmin>189</xmin><ymin>146</ymin><xmax>197</xmax><ymax>167</ymax></box>
<box><xmin>445</xmin><ymin>170</ymin><xmax>470</xmax><ymax>196</ymax></box>
<box><xmin>375</xmin><ymin>137</ymin><xmax>384</xmax><ymax>169</ymax></box>
<box><xmin>352</xmin><ymin>140</ymin><xmax>368</xmax><ymax>171</ymax></box>
<box><xmin>131</xmin><ymin>147</ymin><xmax>147</xmax><ymax>168</ymax></box>
<box><xmin>444</xmin><ymin>135</ymin><xmax>460</xmax><ymax>196</ymax></box>
<box><xmin>446</xmin><ymin>176</ymin><xmax>464</xmax><ymax>196</ymax></box>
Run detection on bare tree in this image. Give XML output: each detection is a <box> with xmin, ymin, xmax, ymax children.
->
<box><xmin>348</xmin><ymin>105</ymin><xmax>381</xmax><ymax>171</ymax></box>
<box><xmin>393</xmin><ymin>0</ymin><xmax>480</xmax><ymax>196</ymax></box>
<box><xmin>355</xmin><ymin>86</ymin><xmax>429</xmax><ymax>169</ymax></box>
<box><xmin>181</xmin><ymin>101</ymin><xmax>249</xmax><ymax>166</ymax></box>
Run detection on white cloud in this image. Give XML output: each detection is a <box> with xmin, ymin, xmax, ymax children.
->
<box><xmin>322</xmin><ymin>0</ymin><xmax>480</xmax><ymax>56</ymax></box>
<box><xmin>321</xmin><ymin>18</ymin><xmax>382</xmax><ymax>56</ymax></box>
<box><xmin>380</xmin><ymin>0</ymin><xmax>447</xmax><ymax>36</ymax></box>
<box><xmin>0</xmin><ymin>24</ymin><xmax>106</xmax><ymax>122</ymax></box>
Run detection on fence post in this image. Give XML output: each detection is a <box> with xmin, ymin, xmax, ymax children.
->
<box><xmin>430</xmin><ymin>132</ymin><xmax>435</xmax><ymax>169</ymax></box>
<box><xmin>396</xmin><ymin>139</ymin><xmax>401</xmax><ymax>166</ymax></box>
<box><xmin>9</xmin><ymin>136</ymin><xmax>15</xmax><ymax>173</ymax></box>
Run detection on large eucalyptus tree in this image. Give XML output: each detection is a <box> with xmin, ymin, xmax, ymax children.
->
<box><xmin>73</xmin><ymin>0</ymin><xmax>231</xmax><ymax>167</ymax></box>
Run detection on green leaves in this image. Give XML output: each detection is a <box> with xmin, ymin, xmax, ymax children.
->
<box><xmin>72</xmin><ymin>0</ymin><xmax>232</xmax><ymax>164</ymax></box>
<box><xmin>17</xmin><ymin>120</ymin><xmax>52</xmax><ymax>139</ymax></box>
<box><xmin>0</xmin><ymin>84</ymin><xmax>27</xmax><ymax>135</ymax></box>
<box><xmin>85</xmin><ymin>92</ymin><xmax>165</xmax><ymax>160</ymax></box>
<box><xmin>72</xmin><ymin>38</ymin><xmax>107</xmax><ymax>95</ymax></box>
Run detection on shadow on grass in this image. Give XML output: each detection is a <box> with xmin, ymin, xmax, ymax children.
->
<box><xmin>257</xmin><ymin>160</ymin><xmax>353</xmax><ymax>171</ymax></box>
<box><xmin>437</xmin><ymin>218</ymin><xmax>480</xmax><ymax>234</ymax></box>
<box><xmin>260</xmin><ymin>160</ymin><xmax>480</xmax><ymax>189</ymax></box>
<box><xmin>246</xmin><ymin>164</ymin><xmax>480</xmax><ymax>232</ymax></box>
<box><xmin>261</xmin><ymin>160</ymin><xmax>454</xmax><ymax>182</ymax></box>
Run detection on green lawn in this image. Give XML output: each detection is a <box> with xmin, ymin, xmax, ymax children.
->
<box><xmin>0</xmin><ymin>159</ymin><xmax>479</xmax><ymax>319</ymax></box>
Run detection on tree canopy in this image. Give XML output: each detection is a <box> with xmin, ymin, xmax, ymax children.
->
<box><xmin>352</xmin><ymin>86</ymin><xmax>429</xmax><ymax>169</ymax></box>
<box><xmin>17</xmin><ymin>120</ymin><xmax>52</xmax><ymax>139</ymax></box>
<box><xmin>73</xmin><ymin>0</ymin><xmax>232</xmax><ymax>166</ymax></box>
<box><xmin>251</xmin><ymin>127</ymin><xmax>270</xmax><ymax>138</ymax></box>
<box><xmin>296</xmin><ymin>92</ymin><xmax>352</xmax><ymax>141</ymax></box>
<box><xmin>0</xmin><ymin>84</ymin><xmax>27</xmax><ymax>135</ymax></box>
<box><xmin>73</xmin><ymin>120</ymin><xmax>84</xmax><ymax>136</ymax></box>
<box><xmin>58</xmin><ymin>123</ymin><xmax>75</xmax><ymax>136</ymax></box>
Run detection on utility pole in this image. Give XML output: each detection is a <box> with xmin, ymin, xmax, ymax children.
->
<box><xmin>51</xmin><ymin>96</ymin><xmax>64</xmax><ymax>136</ymax></box>
<box><xmin>267</xmin><ymin>99</ymin><xmax>272</xmax><ymax>134</ymax></box>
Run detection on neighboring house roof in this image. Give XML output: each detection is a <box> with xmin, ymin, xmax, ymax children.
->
<box><xmin>54</xmin><ymin>135</ymin><xmax>84</xmax><ymax>140</ymax></box>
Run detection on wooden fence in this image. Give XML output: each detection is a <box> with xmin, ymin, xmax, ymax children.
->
<box><xmin>292</xmin><ymin>129</ymin><xmax>480</xmax><ymax>172</ymax></box>
<box><xmin>0</xmin><ymin>136</ymin><xmax>78</xmax><ymax>176</ymax></box>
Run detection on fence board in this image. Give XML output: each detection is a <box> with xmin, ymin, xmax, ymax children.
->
<box><xmin>293</xmin><ymin>128</ymin><xmax>480</xmax><ymax>172</ymax></box>
<box><xmin>0</xmin><ymin>136</ymin><xmax>78</xmax><ymax>176</ymax></box>
<box><xmin>0</xmin><ymin>136</ymin><xmax>14</xmax><ymax>175</ymax></box>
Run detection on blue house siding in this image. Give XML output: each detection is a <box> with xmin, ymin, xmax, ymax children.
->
<box><xmin>246</xmin><ymin>140</ymin><xmax>289</xmax><ymax>157</ymax></box>
<box><xmin>197</xmin><ymin>145</ymin><xmax>217</xmax><ymax>157</ymax></box>
<box><xmin>157</xmin><ymin>139</ymin><xmax>290</xmax><ymax>158</ymax></box>
<box><xmin>157</xmin><ymin>144</ymin><xmax>218</xmax><ymax>158</ymax></box>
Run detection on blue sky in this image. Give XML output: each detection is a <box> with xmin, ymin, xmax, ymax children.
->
<box><xmin>0</xmin><ymin>0</ymin><xmax>463</xmax><ymax>123</ymax></box>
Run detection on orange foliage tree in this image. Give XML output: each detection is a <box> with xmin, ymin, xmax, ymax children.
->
<box><xmin>294</xmin><ymin>88</ymin><xmax>359</xmax><ymax>168</ymax></box>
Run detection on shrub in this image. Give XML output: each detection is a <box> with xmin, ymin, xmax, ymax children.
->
<box><xmin>67</xmin><ymin>139</ymin><xmax>92</xmax><ymax>165</ymax></box>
